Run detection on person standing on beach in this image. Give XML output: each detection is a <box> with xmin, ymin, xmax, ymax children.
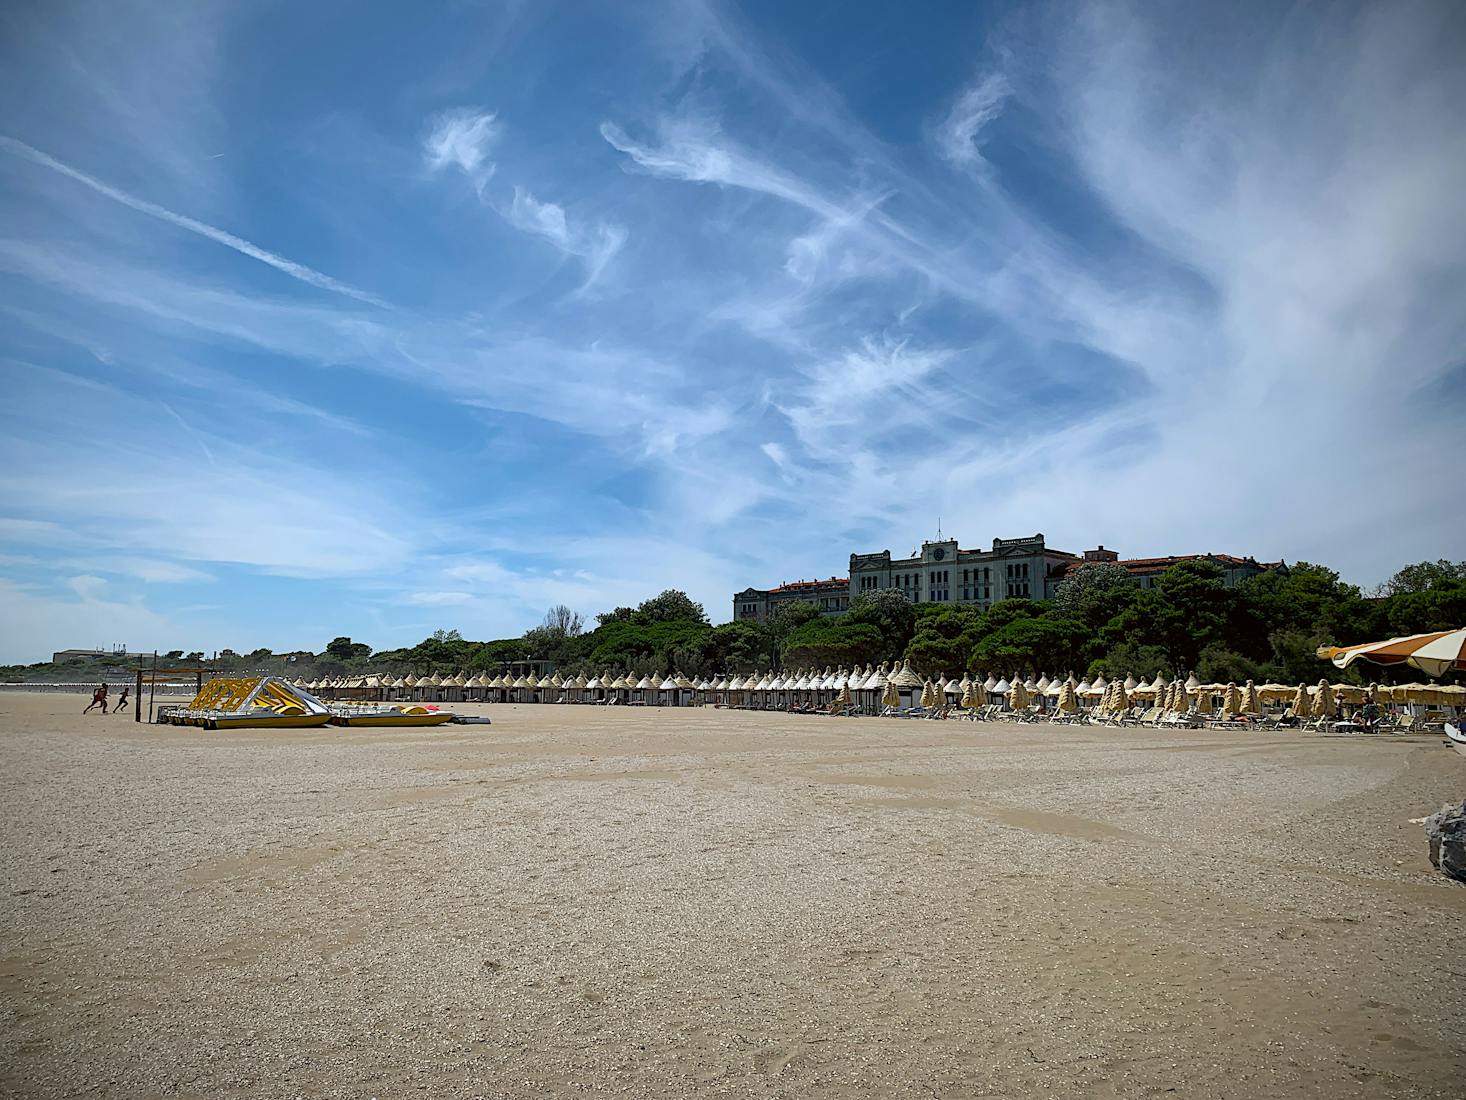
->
<box><xmin>83</xmin><ymin>682</ymin><xmax>108</xmax><ymax>714</ymax></box>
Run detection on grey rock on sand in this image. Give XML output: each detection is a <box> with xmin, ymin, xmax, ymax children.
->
<box><xmin>1423</xmin><ymin>801</ymin><xmax>1466</xmax><ymax>883</ymax></box>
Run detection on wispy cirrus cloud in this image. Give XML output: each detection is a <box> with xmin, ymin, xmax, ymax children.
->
<box><xmin>934</xmin><ymin>71</ymin><xmax>1010</xmax><ymax>166</ymax></box>
<box><xmin>0</xmin><ymin>136</ymin><xmax>390</xmax><ymax>308</ymax></box>
<box><xmin>504</xmin><ymin>186</ymin><xmax>627</xmax><ymax>287</ymax></box>
<box><xmin>421</xmin><ymin>106</ymin><xmax>501</xmax><ymax>193</ymax></box>
<box><xmin>0</xmin><ymin>0</ymin><xmax>1460</xmax><ymax>664</ymax></box>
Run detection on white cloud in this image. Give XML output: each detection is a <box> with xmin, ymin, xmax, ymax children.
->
<box><xmin>0</xmin><ymin>136</ymin><xmax>390</xmax><ymax>308</ymax></box>
<box><xmin>506</xmin><ymin>187</ymin><xmax>571</xmax><ymax>247</ymax></box>
<box><xmin>67</xmin><ymin>574</ymin><xmax>108</xmax><ymax>600</ymax></box>
<box><xmin>406</xmin><ymin>591</ymin><xmax>473</xmax><ymax>605</ymax></box>
<box><xmin>63</xmin><ymin>557</ymin><xmax>213</xmax><ymax>584</ymax></box>
<box><xmin>0</xmin><ymin>577</ymin><xmax>176</xmax><ymax>665</ymax></box>
<box><xmin>422</xmin><ymin>107</ymin><xmax>501</xmax><ymax>193</ymax></box>
<box><xmin>0</xmin><ymin>366</ymin><xmax>420</xmax><ymax>579</ymax></box>
<box><xmin>935</xmin><ymin>72</ymin><xmax>1011</xmax><ymax>166</ymax></box>
<box><xmin>503</xmin><ymin>186</ymin><xmax>627</xmax><ymax>286</ymax></box>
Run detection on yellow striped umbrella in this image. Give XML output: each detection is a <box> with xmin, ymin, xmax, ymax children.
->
<box><xmin>1318</xmin><ymin>628</ymin><xmax>1466</xmax><ymax>679</ymax></box>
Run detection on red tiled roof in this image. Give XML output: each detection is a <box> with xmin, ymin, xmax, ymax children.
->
<box><xmin>1065</xmin><ymin>553</ymin><xmax>1281</xmax><ymax>574</ymax></box>
<box><xmin>767</xmin><ymin>577</ymin><xmax>849</xmax><ymax>594</ymax></box>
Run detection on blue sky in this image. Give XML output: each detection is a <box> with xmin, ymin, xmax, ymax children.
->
<box><xmin>1</xmin><ymin>1</ymin><xmax>1463</xmax><ymax>663</ymax></box>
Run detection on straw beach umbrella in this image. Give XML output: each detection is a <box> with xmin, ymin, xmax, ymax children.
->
<box><xmin>1007</xmin><ymin>677</ymin><xmax>1029</xmax><ymax>712</ymax></box>
<box><xmin>1221</xmin><ymin>682</ymin><xmax>1242</xmax><ymax>719</ymax></box>
<box><xmin>1312</xmin><ymin>680</ymin><xmax>1335</xmax><ymax>719</ymax></box>
<box><xmin>882</xmin><ymin>678</ymin><xmax>900</xmax><ymax>710</ymax></box>
<box><xmin>889</xmin><ymin>660</ymin><xmax>923</xmax><ymax>708</ymax></box>
<box><xmin>1057</xmin><ymin>679</ymin><xmax>1078</xmax><ymax>715</ymax></box>
<box><xmin>1240</xmin><ymin>680</ymin><xmax>1261</xmax><ymax>716</ymax></box>
<box><xmin>1291</xmin><ymin>683</ymin><xmax>1310</xmax><ymax>717</ymax></box>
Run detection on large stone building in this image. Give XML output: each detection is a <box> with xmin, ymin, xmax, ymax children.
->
<box><xmin>50</xmin><ymin>647</ymin><xmax>152</xmax><ymax>665</ymax></box>
<box><xmin>732</xmin><ymin>534</ymin><xmax>1283</xmax><ymax>622</ymax></box>
<box><xmin>733</xmin><ymin>577</ymin><xmax>851</xmax><ymax>624</ymax></box>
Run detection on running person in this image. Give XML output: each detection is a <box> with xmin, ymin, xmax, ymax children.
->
<box><xmin>83</xmin><ymin>682</ymin><xmax>109</xmax><ymax>714</ymax></box>
<box><xmin>114</xmin><ymin>686</ymin><xmax>130</xmax><ymax>715</ymax></box>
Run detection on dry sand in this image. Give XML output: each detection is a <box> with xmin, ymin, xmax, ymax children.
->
<box><xmin>2</xmin><ymin>691</ymin><xmax>1464</xmax><ymax>1099</ymax></box>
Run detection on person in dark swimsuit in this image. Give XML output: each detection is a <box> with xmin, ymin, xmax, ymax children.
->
<box><xmin>83</xmin><ymin>683</ymin><xmax>108</xmax><ymax>714</ymax></box>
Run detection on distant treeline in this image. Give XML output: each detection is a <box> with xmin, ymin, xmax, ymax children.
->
<box><xmin>5</xmin><ymin>559</ymin><xmax>1463</xmax><ymax>686</ymax></box>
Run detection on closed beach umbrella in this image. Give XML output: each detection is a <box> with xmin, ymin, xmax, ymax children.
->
<box><xmin>1290</xmin><ymin>683</ymin><xmax>1310</xmax><ymax>716</ymax></box>
<box><xmin>1241</xmin><ymin>680</ymin><xmax>1261</xmax><ymax>715</ymax></box>
<box><xmin>1312</xmin><ymin>680</ymin><xmax>1334</xmax><ymax>718</ymax></box>
<box><xmin>1113</xmin><ymin>679</ymin><xmax>1129</xmax><ymax>714</ymax></box>
<box><xmin>1221</xmin><ymin>682</ymin><xmax>1242</xmax><ymax>719</ymax></box>
<box><xmin>1057</xmin><ymin>680</ymin><xmax>1078</xmax><ymax>714</ymax></box>
<box><xmin>882</xmin><ymin>678</ymin><xmax>900</xmax><ymax>709</ymax></box>
<box><xmin>960</xmin><ymin>681</ymin><xmax>975</xmax><ymax>708</ymax></box>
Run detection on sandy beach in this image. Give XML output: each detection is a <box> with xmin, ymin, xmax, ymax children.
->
<box><xmin>2</xmin><ymin>691</ymin><xmax>1464</xmax><ymax>1099</ymax></box>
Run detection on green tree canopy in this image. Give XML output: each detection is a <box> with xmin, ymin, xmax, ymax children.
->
<box><xmin>783</xmin><ymin>618</ymin><xmax>885</xmax><ymax>669</ymax></box>
<box><xmin>1380</xmin><ymin>559</ymin><xmax>1466</xmax><ymax>595</ymax></box>
<box><xmin>637</xmin><ymin>590</ymin><xmax>708</xmax><ymax>624</ymax></box>
<box><xmin>1053</xmin><ymin>562</ymin><xmax>1137</xmax><ymax>630</ymax></box>
<box><xmin>847</xmin><ymin>589</ymin><xmax>916</xmax><ymax>660</ymax></box>
<box><xmin>971</xmin><ymin>616</ymin><xmax>1089</xmax><ymax>675</ymax></box>
<box><xmin>764</xmin><ymin>600</ymin><xmax>822</xmax><ymax>667</ymax></box>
